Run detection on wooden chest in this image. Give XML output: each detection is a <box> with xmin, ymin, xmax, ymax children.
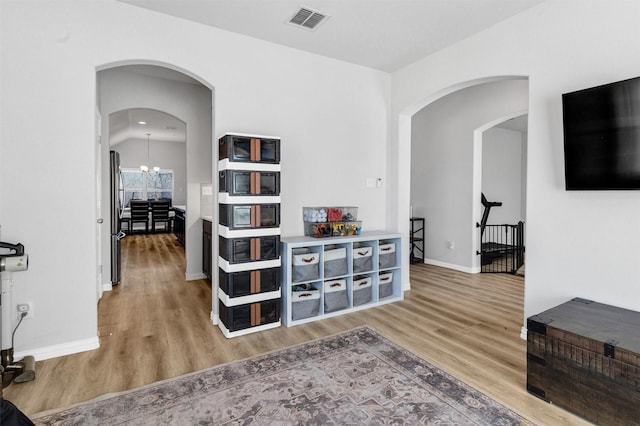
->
<box><xmin>527</xmin><ymin>297</ymin><xmax>640</xmax><ymax>425</ymax></box>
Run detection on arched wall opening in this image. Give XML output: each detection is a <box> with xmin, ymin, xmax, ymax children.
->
<box><xmin>400</xmin><ymin>75</ymin><xmax>529</xmax><ymax>342</ymax></box>
<box><xmin>95</xmin><ymin>60</ymin><xmax>215</xmax><ymax>317</ymax></box>
<box><xmin>398</xmin><ymin>75</ymin><xmax>528</xmax><ymax>282</ymax></box>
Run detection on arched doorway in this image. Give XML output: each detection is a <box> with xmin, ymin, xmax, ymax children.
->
<box><xmin>398</xmin><ymin>76</ymin><xmax>528</xmax><ymax>272</ymax></box>
<box><xmin>95</xmin><ymin>62</ymin><xmax>215</xmax><ymax>315</ymax></box>
<box><xmin>402</xmin><ymin>77</ymin><xmax>530</xmax><ymax>340</ymax></box>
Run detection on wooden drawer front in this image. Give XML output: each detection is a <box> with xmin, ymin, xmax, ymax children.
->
<box><xmin>219</xmin><ymin>170</ymin><xmax>280</xmax><ymax>196</ymax></box>
<box><xmin>218</xmin><ymin>299</ymin><xmax>280</xmax><ymax>332</ymax></box>
<box><xmin>219</xmin><ymin>134</ymin><xmax>280</xmax><ymax>164</ymax></box>
<box><xmin>219</xmin><ymin>267</ymin><xmax>281</xmax><ymax>297</ymax></box>
<box><xmin>219</xmin><ymin>204</ymin><xmax>280</xmax><ymax>229</ymax></box>
<box><xmin>219</xmin><ymin>235</ymin><xmax>280</xmax><ymax>264</ymax></box>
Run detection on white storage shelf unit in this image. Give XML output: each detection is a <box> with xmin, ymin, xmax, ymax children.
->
<box><xmin>281</xmin><ymin>231</ymin><xmax>403</xmax><ymax>327</ymax></box>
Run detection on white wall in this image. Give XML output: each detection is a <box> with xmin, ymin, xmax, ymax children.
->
<box><xmin>410</xmin><ymin>79</ymin><xmax>528</xmax><ymax>270</ymax></box>
<box><xmin>0</xmin><ymin>0</ymin><xmax>390</xmax><ymax>358</ymax></box>
<box><xmin>392</xmin><ymin>0</ymin><xmax>640</xmax><ymax>326</ymax></box>
<box><xmin>482</xmin><ymin>126</ymin><xmax>525</xmax><ymax>224</ymax></box>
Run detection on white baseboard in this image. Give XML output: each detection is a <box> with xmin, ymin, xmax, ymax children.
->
<box><xmin>14</xmin><ymin>336</ymin><xmax>100</xmax><ymax>362</ymax></box>
<box><xmin>218</xmin><ymin>320</ymin><xmax>280</xmax><ymax>338</ymax></box>
<box><xmin>403</xmin><ymin>279</ymin><xmax>411</xmax><ymax>291</ymax></box>
<box><xmin>520</xmin><ymin>325</ymin><xmax>528</xmax><ymax>341</ymax></box>
<box><xmin>102</xmin><ymin>281</ymin><xmax>113</xmax><ymax>292</ymax></box>
<box><xmin>186</xmin><ymin>272</ymin><xmax>207</xmax><ymax>281</ymax></box>
<box><xmin>423</xmin><ymin>258</ymin><xmax>478</xmax><ymax>274</ymax></box>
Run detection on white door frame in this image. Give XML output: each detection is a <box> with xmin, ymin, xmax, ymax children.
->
<box><xmin>471</xmin><ymin>110</ymin><xmax>528</xmax><ymax>272</ymax></box>
<box><xmin>95</xmin><ymin>107</ymin><xmax>103</xmax><ymax>301</ymax></box>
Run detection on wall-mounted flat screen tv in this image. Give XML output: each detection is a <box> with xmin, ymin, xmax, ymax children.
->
<box><xmin>563</xmin><ymin>76</ymin><xmax>640</xmax><ymax>190</ymax></box>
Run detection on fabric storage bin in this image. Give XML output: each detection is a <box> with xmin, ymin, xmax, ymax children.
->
<box><xmin>353</xmin><ymin>246</ymin><xmax>373</xmax><ymax>273</ymax></box>
<box><xmin>323</xmin><ymin>279</ymin><xmax>348</xmax><ymax>312</ymax></box>
<box><xmin>378</xmin><ymin>272</ymin><xmax>394</xmax><ymax>299</ymax></box>
<box><xmin>291</xmin><ymin>288</ymin><xmax>320</xmax><ymax>320</ymax></box>
<box><xmin>378</xmin><ymin>242</ymin><xmax>397</xmax><ymax>269</ymax></box>
<box><xmin>324</xmin><ymin>247</ymin><xmax>347</xmax><ymax>278</ymax></box>
<box><xmin>292</xmin><ymin>249</ymin><xmax>320</xmax><ymax>282</ymax></box>
<box><xmin>353</xmin><ymin>276</ymin><xmax>372</xmax><ymax>306</ymax></box>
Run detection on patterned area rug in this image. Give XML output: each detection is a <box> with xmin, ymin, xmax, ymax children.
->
<box><xmin>33</xmin><ymin>327</ymin><xmax>531</xmax><ymax>425</ymax></box>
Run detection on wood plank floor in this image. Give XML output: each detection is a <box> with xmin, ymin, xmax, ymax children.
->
<box><xmin>4</xmin><ymin>233</ymin><xmax>589</xmax><ymax>424</ymax></box>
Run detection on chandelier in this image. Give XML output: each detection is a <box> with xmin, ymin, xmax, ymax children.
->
<box><xmin>140</xmin><ymin>132</ymin><xmax>160</xmax><ymax>172</ymax></box>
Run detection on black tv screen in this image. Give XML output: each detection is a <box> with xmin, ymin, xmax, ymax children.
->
<box><xmin>563</xmin><ymin>76</ymin><xmax>640</xmax><ymax>190</ymax></box>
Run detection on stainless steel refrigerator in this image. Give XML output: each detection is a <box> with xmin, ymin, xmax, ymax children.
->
<box><xmin>110</xmin><ymin>151</ymin><xmax>126</xmax><ymax>284</ymax></box>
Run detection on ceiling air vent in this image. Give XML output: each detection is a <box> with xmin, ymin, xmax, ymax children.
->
<box><xmin>288</xmin><ymin>7</ymin><xmax>329</xmax><ymax>30</ymax></box>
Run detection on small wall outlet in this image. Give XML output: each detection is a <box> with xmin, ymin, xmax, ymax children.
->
<box><xmin>17</xmin><ymin>302</ymin><xmax>34</xmax><ymax>319</ymax></box>
<box><xmin>447</xmin><ymin>241</ymin><xmax>455</xmax><ymax>250</ymax></box>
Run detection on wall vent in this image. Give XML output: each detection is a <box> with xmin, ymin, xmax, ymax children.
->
<box><xmin>288</xmin><ymin>7</ymin><xmax>329</xmax><ymax>30</ymax></box>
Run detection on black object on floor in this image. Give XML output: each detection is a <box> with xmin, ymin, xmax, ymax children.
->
<box><xmin>1</xmin><ymin>397</ymin><xmax>34</xmax><ymax>426</ymax></box>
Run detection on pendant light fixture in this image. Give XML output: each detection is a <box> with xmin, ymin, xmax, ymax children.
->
<box><xmin>140</xmin><ymin>132</ymin><xmax>160</xmax><ymax>173</ymax></box>
<box><xmin>140</xmin><ymin>133</ymin><xmax>150</xmax><ymax>172</ymax></box>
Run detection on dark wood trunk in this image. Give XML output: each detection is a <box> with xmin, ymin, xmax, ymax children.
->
<box><xmin>527</xmin><ymin>297</ymin><xmax>640</xmax><ymax>425</ymax></box>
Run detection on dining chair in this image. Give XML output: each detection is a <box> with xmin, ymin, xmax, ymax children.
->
<box><xmin>129</xmin><ymin>200</ymin><xmax>150</xmax><ymax>234</ymax></box>
<box><xmin>151</xmin><ymin>199</ymin><xmax>171</xmax><ymax>233</ymax></box>
<box><xmin>119</xmin><ymin>208</ymin><xmax>130</xmax><ymax>232</ymax></box>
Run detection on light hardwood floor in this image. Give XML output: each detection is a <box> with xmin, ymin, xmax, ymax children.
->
<box><xmin>4</xmin><ymin>233</ymin><xmax>588</xmax><ymax>424</ymax></box>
